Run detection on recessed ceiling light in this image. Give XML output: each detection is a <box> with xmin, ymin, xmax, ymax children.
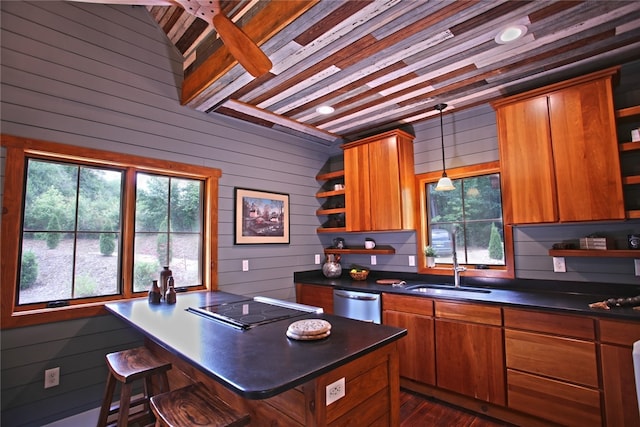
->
<box><xmin>495</xmin><ymin>25</ymin><xmax>528</xmax><ymax>44</ymax></box>
<box><xmin>316</xmin><ymin>105</ymin><xmax>335</xmax><ymax>115</ymax></box>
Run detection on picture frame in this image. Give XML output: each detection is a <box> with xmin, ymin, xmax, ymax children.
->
<box><xmin>234</xmin><ymin>187</ymin><xmax>290</xmax><ymax>245</ymax></box>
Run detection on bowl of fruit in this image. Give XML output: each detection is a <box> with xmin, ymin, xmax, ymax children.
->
<box><xmin>349</xmin><ymin>265</ymin><xmax>369</xmax><ymax>281</ymax></box>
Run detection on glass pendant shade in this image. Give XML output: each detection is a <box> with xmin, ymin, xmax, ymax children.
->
<box><xmin>435</xmin><ymin>174</ymin><xmax>455</xmax><ymax>191</ymax></box>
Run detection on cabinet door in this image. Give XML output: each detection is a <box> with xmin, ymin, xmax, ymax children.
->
<box><xmin>383</xmin><ymin>310</ymin><xmax>435</xmax><ymax>385</ymax></box>
<box><xmin>295</xmin><ymin>283</ymin><xmax>333</xmax><ymax>314</ymax></box>
<box><xmin>548</xmin><ymin>78</ymin><xmax>625</xmax><ymax>221</ymax></box>
<box><xmin>495</xmin><ymin>96</ymin><xmax>557</xmax><ymax>224</ymax></box>
<box><xmin>435</xmin><ymin>319</ymin><xmax>506</xmax><ymax>405</ymax></box>
<box><xmin>344</xmin><ymin>143</ymin><xmax>371</xmax><ymax>231</ymax></box>
<box><xmin>600</xmin><ymin>319</ymin><xmax>640</xmax><ymax>426</ymax></box>
<box><xmin>368</xmin><ymin>137</ymin><xmax>403</xmax><ymax>231</ymax></box>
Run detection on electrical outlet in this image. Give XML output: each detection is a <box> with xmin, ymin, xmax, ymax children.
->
<box><xmin>326</xmin><ymin>377</ymin><xmax>345</xmax><ymax>405</ymax></box>
<box><xmin>552</xmin><ymin>256</ymin><xmax>566</xmax><ymax>273</ymax></box>
<box><xmin>44</xmin><ymin>367</ymin><xmax>60</xmax><ymax>389</ymax></box>
<box><xmin>242</xmin><ymin>260</ymin><xmax>249</xmax><ymax>271</ymax></box>
<box><xmin>371</xmin><ymin>255</ymin><xmax>377</xmax><ymax>265</ymax></box>
<box><xmin>408</xmin><ymin>255</ymin><xmax>416</xmax><ymax>267</ymax></box>
<box><xmin>635</xmin><ymin>259</ymin><xmax>640</xmax><ymax>276</ymax></box>
<box><xmin>315</xmin><ymin>254</ymin><xmax>321</xmax><ymax>265</ymax></box>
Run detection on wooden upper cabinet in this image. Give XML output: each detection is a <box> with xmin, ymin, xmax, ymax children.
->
<box><xmin>342</xmin><ymin>129</ymin><xmax>416</xmax><ymax>232</ymax></box>
<box><xmin>493</xmin><ymin>67</ymin><xmax>624</xmax><ymax>224</ymax></box>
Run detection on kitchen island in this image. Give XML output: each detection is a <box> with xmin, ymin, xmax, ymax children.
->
<box><xmin>105</xmin><ymin>291</ymin><xmax>406</xmax><ymax>426</ymax></box>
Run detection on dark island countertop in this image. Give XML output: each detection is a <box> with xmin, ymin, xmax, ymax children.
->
<box><xmin>294</xmin><ymin>270</ymin><xmax>640</xmax><ymax>321</ymax></box>
<box><xmin>105</xmin><ymin>291</ymin><xmax>406</xmax><ymax>399</ymax></box>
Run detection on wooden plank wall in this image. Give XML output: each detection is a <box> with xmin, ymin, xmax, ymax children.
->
<box><xmin>0</xmin><ymin>1</ymin><xmax>329</xmax><ymax>425</ymax></box>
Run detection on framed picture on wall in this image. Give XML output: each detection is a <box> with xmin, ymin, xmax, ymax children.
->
<box><xmin>234</xmin><ymin>187</ymin><xmax>290</xmax><ymax>244</ymax></box>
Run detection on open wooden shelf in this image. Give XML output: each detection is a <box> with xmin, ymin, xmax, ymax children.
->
<box><xmin>317</xmin><ymin>227</ymin><xmax>346</xmax><ymax>233</ymax></box>
<box><xmin>324</xmin><ymin>245</ymin><xmax>396</xmax><ymax>255</ymax></box>
<box><xmin>619</xmin><ymin>141</ymin><xmax>640</xmax><ymax>152</ymax></box>
<box><xmin>549</xmin><ymin>249</ymin><xmax>640</xmax><ymax>258</ymax></box>
<box><xmin>316</xmin><ymin>189</ymin><xmax>345</xmax><ymax>198</ymax></box>
<box><xmin>615</xmin><ymin>105</ymin><xmax>640</xmax><ymax>119</ymax></box>
<box><xmin>622</xmin><ymin>175</ymin><xmax>640</xmax><ymax>185</ymax></box>
<box><xmin>627</xmin><ymin>210</ymin><xmax>640</xmax><ymax>219</ymax></box>
<box><xmin>316</xmin><ymin>170</ymin><xmax>344</xmax><ymax>181</ymax></box>
<box><xmin>316</xmin><ymin>207</ymin><xmax>346</xmax><ymax>215</ymax></box>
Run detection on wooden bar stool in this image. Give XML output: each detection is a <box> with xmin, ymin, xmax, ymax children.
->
<box><xmin>150</xmin><ymin>382</ymin><xmax>250</xmax><ymax>427</ymax></box>
<box><xmin>97</xmin><ymin>346</ymin><xmax>172</xmax><ymax>427</ymax></box>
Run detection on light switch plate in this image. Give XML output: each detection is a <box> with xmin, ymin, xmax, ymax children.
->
<box><xmin>370</xmin><ymin>255</ymin><xmax>377</xmax><ymax>265</ymax></box>
<box><xmin>635</xmin><ymin>259</ymin><xmax>640</xmax><ymax>276</ymax></box>
<box><xmin>315</xmin><ymin>254</ymin><xmax>321</xmax><ymax>265</ymax></box>
<box><xmin>242</xmin><ymin>260</ymin><xmax>249</xmax><ymax>271</ymax></box>
<box><xmin>408</xmin><ymin>255</ymin><xmax>416</xmax><ymax>267</ymax></box>
<box><xmin>553</xmin><ymin>256</ymin><xmax>566</xmax><ymax>273</ymax></box>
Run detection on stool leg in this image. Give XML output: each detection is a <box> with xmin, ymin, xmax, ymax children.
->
<box><xmin>117</xmin><ymin>383</ymin><xmax>133</xmax><ymax>427</ymax></box>
<box><xmin>97</xmin><ymin>373</ymin><xmax>117</xmax><ymax>427</ymax></box>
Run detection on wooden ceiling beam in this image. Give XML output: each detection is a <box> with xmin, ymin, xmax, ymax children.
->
<box><xmin>181</xmin><ymin>0</ymin><xmax>319</xmax><ymax>107</ymax></box>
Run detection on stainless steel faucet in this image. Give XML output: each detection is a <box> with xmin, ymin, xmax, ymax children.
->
<box><xmin>451</xmin><ymin>228</ymin><xmax>466</xmax><ymax>288</ymax></box>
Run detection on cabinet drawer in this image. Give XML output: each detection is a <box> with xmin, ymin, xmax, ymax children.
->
<box><xmin>507</xmin><ymin>370</ymin><xmax>601</xmax><ymax>427</ymax></box>
<box><xmin>503</xmin><ymin>307</ymin><xmax>595</xmax><ymax>339</ymax></box>
<box><xmin>505</xmin><ymin>329</ymin><xmax>598</xmax><ymax>387</ymax></box>
<box><xmin>383</xmin><ymin>293</ymin><xmax>433</xmax><ymax>316</ymax></box>
<box><xmin>435</xmin><ymin>300</ymin><xmax>502</xmax><ymax>326</ymax></box>
<box><xmin>599</xmin><ymin>318</ymin><xmax>640</xmax><ymax>346</ymax></box>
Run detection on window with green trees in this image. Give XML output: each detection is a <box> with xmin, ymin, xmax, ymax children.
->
<box><xmin>416</xmin><ymin>161</ymin><xmax>513</xmax><ymax>278</ymax></box>
<box><xmin>15</xmin><ymin>157</ymin><xmax>205</xmax><ymax>305</ymax></box>
<box><xmin>427</xmin><ymin>173</ymin><xmax>505</xmax><ymax>266</ymax></box>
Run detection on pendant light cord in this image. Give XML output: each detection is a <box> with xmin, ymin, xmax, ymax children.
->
<box><xmin>436</xmin><ymin>103</ymin><xmax>447</xmax><ymax>176</ymax></box>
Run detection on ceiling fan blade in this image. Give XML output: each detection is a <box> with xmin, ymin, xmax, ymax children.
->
<box><xmin>212</xmin><ymin>13</ymin><xmax>272</xmax><ymax>77</ymax></box>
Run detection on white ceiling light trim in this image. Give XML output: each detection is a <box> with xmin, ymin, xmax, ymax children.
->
<box><xmin>495</xmin><ymin>24</ymin><xmax>528</xmax><ymax>44</ymax></box>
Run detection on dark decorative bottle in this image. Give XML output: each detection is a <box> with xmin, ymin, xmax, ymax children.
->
<box><xmin>148</xmin><ymin>280</ymin><xmax>161</xmax><ymax>304</ymax></box>
<box><xmin>165</xmin><ymin>277</ymin><xmax>176</xmax><ymax>305</ymax></box>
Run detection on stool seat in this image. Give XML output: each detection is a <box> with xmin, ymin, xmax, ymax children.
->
<box><xmin>151</xmin><ymin>382</ymin><xmax>250</xmax><ymax>427</ymax></box>
<box><xmin>97</xmin><ymin>346</ymin><xmax>171</xmax><ymax>427</ymax></box>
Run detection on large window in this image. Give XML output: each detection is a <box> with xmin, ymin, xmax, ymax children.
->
<box><xmin>1</xmin><ymin>135</ymin><xmax>220</xmax><ymax>328</ymax></box>
<box><xmin>416</xmin><ymin>161</ymin><xmax>514</xmax><ymax>278</ymax></box>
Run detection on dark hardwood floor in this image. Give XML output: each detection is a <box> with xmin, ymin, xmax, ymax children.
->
<box><xmin>400</xmin><ymin>390</ymin><xmax>516</xmax><ymax>427</ymax></box>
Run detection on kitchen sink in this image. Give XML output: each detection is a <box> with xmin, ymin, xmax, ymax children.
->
<box><xmin>404</xmin><ymin>284</ymin><xmax>491</xmax><ymax>294</ymax></box>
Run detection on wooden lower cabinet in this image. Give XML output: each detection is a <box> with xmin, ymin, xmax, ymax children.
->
<box><xmin>504</xmin><ymin>308</ymin><xmax>600</xmax><ymax>426</ymax></box>
<box><xmin>435</xmin><ymin>301</ymin><xmax>505</xmax><ymax>405</ymax></box>
<box><xmin>295</xmin><ymin>283</ymin><xmax>333</xmax><ymax>314</ymax></box>
<box><xmin>382</xmin><ymin>294</ymin><xmax>435</xmax><ymax>385</ymax></box>
<box><xmin>507</xmin><ymin>369</ymin><xmax>601</xmax><ymax>426</ymax></box>
<box><xmin>600</xmin><ymin>319</ymin><xmax>640</xmax><ymax>427</ymax></box>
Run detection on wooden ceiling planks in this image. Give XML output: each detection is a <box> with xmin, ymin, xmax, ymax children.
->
<box><xmin>142</xmin><ymin>0</ymin><xmax>640</xmax><ymax>144</ymax></box>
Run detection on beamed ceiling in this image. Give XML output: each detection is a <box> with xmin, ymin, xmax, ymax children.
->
<box><xmin>143</xmin><ymin>0</ymin><xmax>640</xmax><ymax>145</ymax></box>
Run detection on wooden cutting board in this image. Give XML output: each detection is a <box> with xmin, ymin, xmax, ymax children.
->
<box><xmin>376</xmin><ymin>279</ymin><xmax>405</xmax><ymax>285</ymax></box>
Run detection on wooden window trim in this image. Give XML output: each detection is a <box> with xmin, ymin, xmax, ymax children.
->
<box><xmin>415</xmin><ymin>161</ymin><xmax>514</xmax><ymax>279</ymax></box>
<box><xmin>1</xmin><ymin>134</ymin><xmax>221</xmax><ymax>329</ymax></box>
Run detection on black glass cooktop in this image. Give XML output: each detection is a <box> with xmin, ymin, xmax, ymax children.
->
<box><xmin>188</xmin><ymin>299</ymin><xmax>310</xmax><ymax>329</ymax></box>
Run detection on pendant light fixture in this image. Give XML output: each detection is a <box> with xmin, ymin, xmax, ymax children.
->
<box><xmin>434</xmin><ymin>103</ymin><xmax>455</xmax><ymax>191</ymax></box>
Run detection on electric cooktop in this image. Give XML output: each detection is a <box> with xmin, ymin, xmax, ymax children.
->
<box><xmin>188</xmin><ymin>297</ymin><xmax>322</xmax><ymax>330</ymax></box>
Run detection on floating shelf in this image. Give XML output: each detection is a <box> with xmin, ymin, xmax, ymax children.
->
<box><xmin>619</xmin><ymin>141</ymin><xmax>640</xmax><ymax>152</ymax></box>
<box><xmin>316</xmin><ymin>207</ymin><xmax>346</xmax><ymax>215</ymax></box>
<box><xmin>316</xmin><ymin>189</ymin><xmax>345</xmax><ymax>198</ymax></box>
<box><xmin>615</xmin><ymin>105</ymin><xmax>640</xmax><ymax>119</ymax></box>
<box><xmin>627</xmin><ymin>210</ymin><xmax>640</xmax><ymax>219</ymax></box>
<box><xmin>548</xmin><ymin>249</ymin><xmax>640</xmax><ymax>258</ymax></box>
<box><xmin>317</xmin><ymin>227</ymin><xmax>346</xmax><ymax>233</ymax></box>
<box><xmin>324</xmin><ymin>245</ymin><xmax>396</xmax><ymax>255</ymax></box>
<box><xmin>622</xmin><ymin>175</ymin><xmax>640</xmax><ymax>185</ymax></box>
<box><xmin>316</xmin><ymin>170</ymin><xmax>345</xmax><ymax>181</ymax></box>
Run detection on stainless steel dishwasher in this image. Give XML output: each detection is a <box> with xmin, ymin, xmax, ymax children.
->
<box><xmin>333</xmin><ymin>289</ymin><xmax>381</xmax><ymax>324</ymax></box>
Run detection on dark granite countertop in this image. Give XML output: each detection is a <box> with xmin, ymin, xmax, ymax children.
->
<box><xmin>294</xmin><ymin>270</ymin><xmax>640</xmax><ymax>321</ymax></box>
<box><xmin>105</xmin><ymin>291</ymin><xmax>406</xmax><ymax>399</ymax></box>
